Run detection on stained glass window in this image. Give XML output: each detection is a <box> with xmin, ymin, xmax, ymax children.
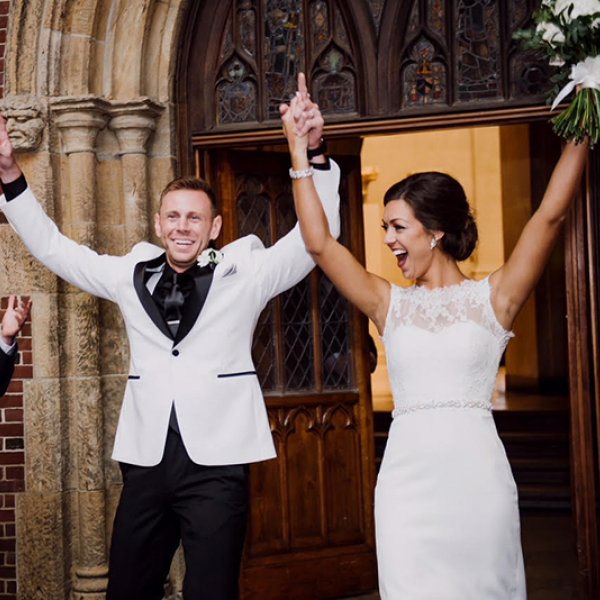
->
<box><xmin>217</xmin><ymin>57</ymin><xmax>258</xmax><ymax>124</ymax></box>
<box><xmin>427</xmin><ymin>0</ymin><xmax>445</xmax><ymax>37</ymax></box>
<box><xmin>205</xmin><ymin>2</ymin><xmax>550</xmax><ymax>131</ymax></box>
<box><xmin>402</xmin><ymin>38</ymin><xmax>447</xmax><ymax>107</ymax></box>
<box><xmin>455</xmin><ymin>0</ymin><xmax>501</xmax><ymax>102</ymax></box>
<box><xmin>235</xmin><ymin>170</ymin><xmax>353</xmax><ymax>393</ymax></box>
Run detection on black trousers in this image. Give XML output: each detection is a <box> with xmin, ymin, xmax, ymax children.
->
<box><xmin>106</xmin><ymin>429</ymin><xmax>249</xmax><ymax>600</ymax></box>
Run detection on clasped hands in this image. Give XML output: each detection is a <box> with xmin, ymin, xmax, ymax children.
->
<box><xmin>279</xmin><ymin>73</ymin><xmax>324</xmax><ymax>159</ymax></box>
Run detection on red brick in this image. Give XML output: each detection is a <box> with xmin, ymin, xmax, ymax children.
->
<box><xmin>2</xmin><ymin>411</ymin><xmax>22</xmax><ymax>423</ymax></box>
<box><xmin>7</xmin><ymin>378</ymin><xmax>23</xmax><ymax>395</ymax></box>
<box><xmin>0</xmin><ymin>513</ymin><xmax>13</xmax><ymax>525</ymax></box>
<box><xmin>0</xmin><ymin>567</ymin><xmax>15</xmax><ymax>579</ymax></box>
<box><xmin>3</xmin><ymin>497</ymin><xmax>13</xmax><ymax>509</ymax></box>
<box><xmin>12</xmin><ymin>366</ymin><xmax>32</xmax><ymax>379</ymax></box>
<box><xmin>3</xmin><ymin>379</ymin><xmax>23</xmax><ymax>393</ymax></box>
<box><xmin>4</xmin><ymin>467</ymin><xmax>23</xmax><ymax>480</ymax></box>
<box><xmin>4</xmin><ymin>525</ymin><xmax>13</xmax><ymax>537</ymax></box>
<box><xmin>15</xmin><ymin>338</ymin><xmax>30</xmax><ymax>351</ymax></box>
<box><xmin>6</xmin><ymin>581</ymin><xmax>15</xmax><ymax>593</ymax></box>
<box><xmin>0</xmin><ymin>396</ymin><xmax>22</xmax><ymax>409</ymax></box>
<box><xmin>0</xmin><ymin>453</ymin><xmax>23</xmax><ymax>465</ymax></box>
<box><xmin>0</xmin><ymin>425</ymin><xmax>22</xmax><ymax>438</ymax></box>
<box><xmin>16</xmin><ymin>322</ymin><xmax>31</xmax><ymax>337</ymax></box>
<box><xmin>0</xmin><ymin>483</ymin><xmax>20</xmax><ymax>493</ymax></box>
<box><xmin>20</xmin><ymin>351</ymin><xmax>32</xmax><ymax>365</ymax></box>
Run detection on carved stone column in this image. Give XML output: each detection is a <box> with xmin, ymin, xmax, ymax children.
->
<box><xmin>49</xmin><ymin>97</ymin><xmax>111</xmax><ymax>599</ymax></box>
<box><xmin>109</xmin><ymin>99</ymin><xmax>164</xmax><ymax>246</ymax></box>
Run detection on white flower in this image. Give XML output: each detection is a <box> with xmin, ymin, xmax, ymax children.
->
<box><xmin>553</xmin><ymin>0</ymin><xmax>600</xmax><ymax>21</ymax></box>
<box><xmin>536</xmin><ymin>21</ymin><xmax>565</xmax><ymax>46</ymax></box>
<box><xmin>197</xmin><ymin>248</ymin><xmax>224</xmax><ymax>268</ymax></box>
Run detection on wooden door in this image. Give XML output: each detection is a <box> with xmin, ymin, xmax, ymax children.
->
<box><xmin>177</xmin><ymin>1</ymin><xmax>600</xmax><ymax>595</ymax></box>
<box><xmin>199</xmin><ymin>146</ymin><xmax>377</xmax><ymax>599</ymax></box>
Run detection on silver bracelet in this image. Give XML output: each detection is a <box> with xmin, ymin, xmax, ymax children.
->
<box><xmin>289</xmin><ymin>166</ymin><xmax>314</xmax><ymax>179</ymax></box>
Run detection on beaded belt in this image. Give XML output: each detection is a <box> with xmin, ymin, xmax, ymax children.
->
<box><xmin>392</xmin><ymin>400</ymin><xmax>492</xmax><ymax>418</ymax></box>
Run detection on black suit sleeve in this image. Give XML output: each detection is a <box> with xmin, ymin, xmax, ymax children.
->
<box><xmin>0</xmin><ymin>345</ymin><xmax>17</xmax><ymax>397</ymax></box>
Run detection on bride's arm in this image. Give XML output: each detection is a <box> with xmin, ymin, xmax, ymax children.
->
<box><xmin>490</xmin><ymin>137</ymin><xmax>588</xmax><ymax>330</ymax></box>
<box><xmin>281</xmin><ymin>92</ymin><xmax>391</xmax><ymax>333</ymax></box>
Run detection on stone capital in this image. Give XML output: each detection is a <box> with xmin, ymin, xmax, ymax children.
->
<box><xmin>49</xmin><ymin>97</ymin><xmax>111</xmax><ymax>155</ymax></box>
<box><xmin>109</xmin><ymin>98</ymin><xmax>164</xmax><ymax>155</ymax></box>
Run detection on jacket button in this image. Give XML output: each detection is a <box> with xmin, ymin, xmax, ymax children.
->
<box><xmin>172</xmin><ymin>349</ymin><xmax>179</xmax><ymax>356</ymax></box>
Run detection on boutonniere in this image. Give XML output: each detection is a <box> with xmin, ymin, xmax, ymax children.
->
<box><xmin>197</xmin><ymin>248</ymin><xmax>224</xmax><ymax>269</ymax></box>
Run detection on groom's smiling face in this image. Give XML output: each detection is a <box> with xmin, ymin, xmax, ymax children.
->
<box><xmin>154</xmin><ymin>189</ymin><xmax>222</xmax><ymax>273</ymax></box>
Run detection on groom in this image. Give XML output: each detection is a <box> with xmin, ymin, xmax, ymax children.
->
<box><xmin>0</xmin><ymin>78</ymin><xmax>339</xmax><ymax>599</ymax></box>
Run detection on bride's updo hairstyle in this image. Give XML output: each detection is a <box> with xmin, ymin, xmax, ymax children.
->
<box><xmin>383</xmin><ymin>172</ymin><xmax>478</xmax><ymax>261</ymax></box>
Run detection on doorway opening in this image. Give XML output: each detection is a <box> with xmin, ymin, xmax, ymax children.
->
<box><xmin>360</xmin><ymin>122</ymin><xmax>578</xmax><ymax>599</ymax></box>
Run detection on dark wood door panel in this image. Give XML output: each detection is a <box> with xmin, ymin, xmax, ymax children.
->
<box><xmin>204</xmin><ymin>148</ymin><xmax>377</xmax><ymax>598</ymax></box>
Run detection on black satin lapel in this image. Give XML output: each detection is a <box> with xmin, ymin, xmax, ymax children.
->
<box><xmin>133</xmin><ymin>255</ymin><xmax>173</xmax><ymax>340</ymax></box>
<box><xmin>174</xmin><ymin>270</ymin><xmax>215</xmax><ymax>344</ymax></box>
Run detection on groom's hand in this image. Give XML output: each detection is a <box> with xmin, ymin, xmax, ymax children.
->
<box><xmin>0</xmin><ymin>115</ymin><xmax>22</xmax><ymax>184</ymax></box>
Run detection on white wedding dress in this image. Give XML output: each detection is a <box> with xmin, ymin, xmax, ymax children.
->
<box><xmin>376</xmin><ymin>277</ymin><xmax>526</xmax><ymax>599</ymax></box>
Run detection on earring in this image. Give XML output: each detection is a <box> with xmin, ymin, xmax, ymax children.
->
<box><xmin>430</xmin><ymin>237</ymin><xmax>438</xmax><ymax>250</ymax></box>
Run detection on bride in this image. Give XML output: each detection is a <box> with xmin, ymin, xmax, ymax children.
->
<box><xmin>280</xmin><ymin>76</ymin><xmax>588</xmax><ymax>599</ymax></box>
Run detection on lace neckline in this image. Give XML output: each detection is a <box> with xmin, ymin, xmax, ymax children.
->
<box><xmin>411</xmin><ymin>277</ymin><xmax>477</xmax><ymax>296</ymax></box>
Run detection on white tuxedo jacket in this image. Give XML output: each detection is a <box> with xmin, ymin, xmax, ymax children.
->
<box><xmin>1</xmin><ymin>162</ymin><xmax>340</xmax><ymax>466</ymax></box>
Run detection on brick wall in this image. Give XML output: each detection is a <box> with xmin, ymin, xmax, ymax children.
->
<box><xmin>0</xmin><ymin>296</ymin><xmax>31</xmax><ymax>600</ymax></box>
<box><xmin>1</xmin><ymin>6</ymin><xmax>31</xmax><ymax>599</ymax></box>
<box><xmin>0</xmin><ymin>0</ymin><xmax>8</xmax><ymax>99</ymax></box>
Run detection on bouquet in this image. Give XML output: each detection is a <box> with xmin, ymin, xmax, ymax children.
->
<box><xmin>514</xmin><ymin>0</ymin><xmax>600</xmax><ymax>146</ymax></box>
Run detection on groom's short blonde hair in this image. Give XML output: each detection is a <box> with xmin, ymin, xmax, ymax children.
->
<box><xmin>159</xmin><ymin>177</ymin><xmax>220</xmax><ymax>217</ymax></box>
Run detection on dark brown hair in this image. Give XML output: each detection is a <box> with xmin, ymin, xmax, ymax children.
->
<box><xmin>159</xmin><ymin>177</ymin><xmax>219</xmax><ymax>217</ymax></box>
<box><xmin>383</xmin><ymin>171</ymin><xmax>478</xmax><ymax>261</ymax></box>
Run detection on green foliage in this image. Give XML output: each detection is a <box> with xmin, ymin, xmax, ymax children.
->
<box><xmin>514</xmin><ymin>1</ymin><xmax>600</xmax><ymax>146</ymax></box>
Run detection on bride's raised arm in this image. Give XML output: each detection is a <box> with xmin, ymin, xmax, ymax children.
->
<box><xmin>280</xmin><ymin>89</ymin><xmax>391</xmax><ymax>334</ymax></box>
<box><xmin>489</xmin><ymin>136</ymin><xmax>589</xmax><ymax>331</ymax></box>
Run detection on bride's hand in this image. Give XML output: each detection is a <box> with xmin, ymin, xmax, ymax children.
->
<box><xmin>280</xmin><ymin>95</ymin><xmax>309</xmax><ymax>155</ymax></box>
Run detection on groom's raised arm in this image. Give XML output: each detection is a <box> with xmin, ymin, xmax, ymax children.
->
<box><xmin>0</xmin><ymin>115</ymin><xmax>144</xmax><ymax>301</ymax></box>
<box><xmin>253</xmin><ymin>158</ymin><xmax>341</xmax><ymax>303</ymax></box>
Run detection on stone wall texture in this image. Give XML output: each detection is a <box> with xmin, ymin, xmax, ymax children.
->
<box><xmin>0</xmin><ymin>1</ymin><xmax>186</xmax><ymax>597</ymax></box>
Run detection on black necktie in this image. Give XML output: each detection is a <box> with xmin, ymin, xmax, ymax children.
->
<box><xmin>150</xmin><ymin>263</ymin><xmax>204</xmax><ymax>434</ymax></box>
<box><xmin>153</xmin><ymin>266</ymin><xmax>199</xmax><ymax>336</ymax></box>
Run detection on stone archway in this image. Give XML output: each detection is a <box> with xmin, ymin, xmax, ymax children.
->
<box><xmin>1</xmin><ymin>1</ymin><xmax>192</xmax><ymax>597</ymax></box>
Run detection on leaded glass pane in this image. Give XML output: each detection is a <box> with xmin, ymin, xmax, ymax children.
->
<box><xmin>508</xmin><ymin>0</ymin><xmax>528</xmax><ymax>30</ymax></box>
<box><xmin>402</xmin><ymin>38</ymin><xmax>447</xmax><ymax>107</ymax></box>
<box><xmin>237</xmin><ymin>0</ymin><xmax>258</xmax><ymax>57</ymax></box>
<box><xmin>310</xmin><ymin>0</ymin><xmax>330</xmax><ymax>54</ymax></box>
<box><xmin>282</xmin><ymin>279</ymin><xmax>314</xmax><ymax>391</ymax></box>
<box><xmin>276</xmin><ymin>188</ymin><xmax>296</xmax><ymax>238</ymax></box>
<box><xmin>264</xmin><ymin>0</ymin><xmax>306</xmax><ymax>119</ymax></box>
<box><xmin>320</xmin><ymin>275</ymin><xmax>352</xmax><ymax>389</ymax></box>
<box><xmin>217</xmin><ymin>57</ymin><xmax>258</xmax><ymax>124</ymax></box>
<box><xmin>427</xmin><ymin>0</ymin><xmax>446</xmax><ymax>38</ymax></box>
<box><xmin>237</xmin><ymin>176</ymin><xmax>270</xmax><ymax>243</ymax></box>
<box><xmin>455</xmin><ymin>0</ymin><xmax>501</xmax><ymax>102</ymax></box>
<box><xmin>510</xmin><ymin>52</ymin><xmax>552</xmax><ymax>98</ymax></box>
<box><xmin>314</xmin><ymin>48</ymin><xmax>356</xmax><ymax>114</ymax></box>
